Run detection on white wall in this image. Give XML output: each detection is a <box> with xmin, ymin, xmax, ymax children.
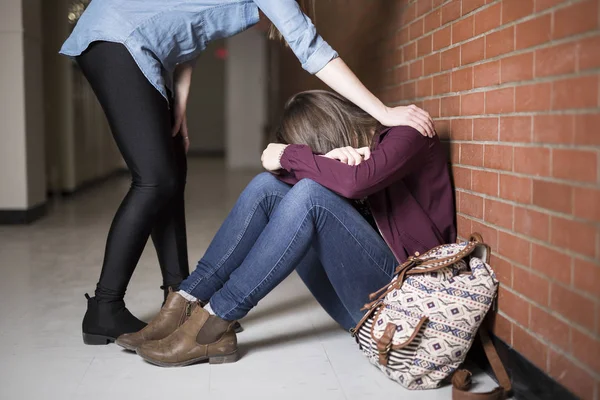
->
<box><xmin>225</xmin><ymin>29</ymin><xmax>267</xmax><ymax>169</ymax></box>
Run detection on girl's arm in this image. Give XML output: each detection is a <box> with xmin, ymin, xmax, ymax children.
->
<box><xmin>262</xmin><ymin>126</ymin><xmax>431</xmax><ymax>199</ymax></box>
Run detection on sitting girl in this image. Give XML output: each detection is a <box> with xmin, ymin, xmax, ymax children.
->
<box><xmin>116</xmin><ymin>90</ymin><xmax>456</xmax><ymax>367</ymax></box>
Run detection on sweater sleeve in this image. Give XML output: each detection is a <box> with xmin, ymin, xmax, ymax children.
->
<box><xmin>279</xmin><ymin>126</ymin><xmax>430</xmax><ymax>199</ymax></box>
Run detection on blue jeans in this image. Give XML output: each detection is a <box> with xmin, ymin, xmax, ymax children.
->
<box><xmin>179</xmin><ymin>173</ymin><xmax>397</xmax><ymax>330</ymax></box>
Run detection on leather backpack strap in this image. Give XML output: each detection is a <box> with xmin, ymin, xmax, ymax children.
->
<box><xmin>452</xmin><ymin>328</ymin><xmax>512</xmax><ymax>400</ymax></box>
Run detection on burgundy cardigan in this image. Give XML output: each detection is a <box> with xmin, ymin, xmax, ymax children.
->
<box><xmin>278</xmin><ymin>125</ymin><xmax>456</xmax><ymax>263</ymax></box>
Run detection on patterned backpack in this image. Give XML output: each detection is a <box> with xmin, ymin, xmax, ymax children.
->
<box><xmin>352</xmin><ymin>233</ymin><xmax>511</xmax><ymax>399</ymax></box>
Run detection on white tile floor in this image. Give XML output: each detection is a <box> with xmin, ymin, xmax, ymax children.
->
<box><xmin>0</xmin><ymin>159</ymin><xmax>500</xmax><ymax>400</ymax></box>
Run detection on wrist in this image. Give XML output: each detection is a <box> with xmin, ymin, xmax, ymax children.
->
<box><xmin>277</xmin><ymin>145</ymin><xmax>289</xmax><ymax>169</ymax></box>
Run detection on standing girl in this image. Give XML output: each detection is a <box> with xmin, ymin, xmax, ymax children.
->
<box><xmin>60</xmin><ymin>0</ymin><xmax>435</xmax><ymax>345</ymax></box>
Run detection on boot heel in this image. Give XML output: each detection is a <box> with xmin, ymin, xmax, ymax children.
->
<box><xmin>209</xmin><ymin>351</ymin><xmax>239</xmax><ymax>364</ymax></box>
<box><xmin>83</xmin><ymin>332</ymin><xmax>115</xmax><ymax>345</ymax></box>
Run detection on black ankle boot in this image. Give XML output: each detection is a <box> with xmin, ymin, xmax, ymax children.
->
<box><xmin>82</xmin><ymin>294</ymin><xmax>147</xmax><ymax>345</ymax></box>
<box><xmin>160</xmin><ymin>283</ymin><xmax>181</xmax><ymax>305</ymax></box>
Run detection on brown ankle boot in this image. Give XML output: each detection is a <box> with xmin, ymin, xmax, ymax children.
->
<box><xmin>115</xmin><ymin>290</ymin><xmax>200</xmax><ymax>351</ymax></box>
<box><xmin>135</xmin><ymin>307</ymin><xmax>238</xmax><ymax>367</ymax></box>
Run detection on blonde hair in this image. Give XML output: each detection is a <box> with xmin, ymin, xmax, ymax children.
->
<box><xmin>268</xmin><ymin>0</ymin><xmax>317</xmax><ymax>42</ymax></box>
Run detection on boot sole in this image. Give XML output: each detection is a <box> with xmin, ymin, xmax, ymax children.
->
<box><xmin>83</xmin><ymin>332</ymin><xmax>116</xmax><ymax>345</ymax></box>
<box><xmin>137</xmin><ymin>350</ymin><xmax>239</xmax><ymax>367</ymax></box>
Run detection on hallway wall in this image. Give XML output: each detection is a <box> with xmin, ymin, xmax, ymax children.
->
<box><xmin>278</xmin><ymin>1</ymin><xmax>600</xmax><ymax>399</ymax></box>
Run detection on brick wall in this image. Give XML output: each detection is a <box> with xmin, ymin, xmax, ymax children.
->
<box><xmin>277</xmin><ymin>1</ymin><xmax>600</xmax><ymax>398</ymax></box>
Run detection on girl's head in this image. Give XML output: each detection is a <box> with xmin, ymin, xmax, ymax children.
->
<box><xmin>269</xmin><ymin>1</ymin><xmax>316</xmax><ymax>42</ymax></box>
<box><xmin>276</xmin><ymin>90</ymin><xmax>380</xmax><ymax>154</ymax></box>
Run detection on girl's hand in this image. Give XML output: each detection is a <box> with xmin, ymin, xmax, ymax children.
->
<box><xmin>261</xmin><ymin>143</ymin><xmax>289</xmax><ymax>171</ymax></box>
<box><xmin>172</xmin><ymin>61</ymin><xmax>195</xmax><ymax>153</ymax></box>
<box><xmin>377</xmin><ymin>105</ymin><xmax>435</xmax><ymax>138</ymax></box>
<box><xmin>323</xmin><ymin>146</ymin><xmax>371</xmax><ymax>166</ymax></box>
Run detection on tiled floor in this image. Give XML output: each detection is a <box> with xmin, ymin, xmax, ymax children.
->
<box><xmin>0</xmin><ymin>159</ymin><xmax>500</xmax><ymax>400</ymax></box>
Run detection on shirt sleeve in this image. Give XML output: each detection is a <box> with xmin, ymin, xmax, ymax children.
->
<box><xmin>252</xmin><ymin>0</ymin><xmax>338</xmax><ymax>73</ymax></box>
<box><xmin>279</xmin><ymin>126</ymin><xmax>431</xmax><ymax>199</ymax></box>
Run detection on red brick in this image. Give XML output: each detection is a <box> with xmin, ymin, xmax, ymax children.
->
<box><xmin>498</xmin><ymin>231</ymin><xmax>531</xmax><ymax>267</ymax></box>
<box><xmin>572</xmin><ymin>329</ymin><xmax>600</xmax><ymax>375</ymax></box>
<box><xmin>416</xmin><ymin>77</ymin><xmax>433</xmax><ymax>98</ymax></box>
<box><xmin>394</xmin><ymin>65</ymin><xmax>409</xmax><ymax>82</ymax></box>
<box><xmin>410</xmin><ymin>59</ymin><xmax>424</xmax><ymax>80</ymax></box>
<box><xmin>531</xmin><ymin>306</ymin><xmax>571</xmax><ymax>350</ymax></box>
<box><xmin>515</xmin><ymin>83</ymin><xmax>552</xmax><ymax>112</ymax></box>
<box><xmin>442</xmin><ymin>0</ymin><xmax>461</xmax><ymax>25</ymax></box>
<box><xmin>452</xmin><ymin>15</ymin><xmax>474</xmax><ymax>43</ymax></box>
<box><xmin>535</xmin><ymin>0</ymin><xmax>566</xmax><ymax>12</ymax></box>
<box><xmin>474</xmin><ymin>2</ymin><xmax>501</xmax><ymax>35</ymax></box>
<box><xmin>403</xmin><ymin>81</ymin><xmax>416</xmax><ymax>99</ymax></box>
<box><xmin>485</xmin><ymin>198</ymin><xmax>513</xmax><ymax>229</ymax></box>
<box><xmin>450</xmin><ymin>118</ymin><xmax>473</xmax><ymax>140</ymax></box>
<box><xmin>416</xmin><ymin>0</ymin><xmax>433</xmax><ymax>17</ymax></box>
<box><xmin>484</xmin><ymin>145</ymin><xmax>512</xmax><ymax>171</ymax></box>
<box><xmin>573</xmin><ymin>187</ymin><xmax>600</xmax><ymax>222</ymax></box>
<box><xmin>532</xmin><ymin>180</ymin><xmax>572</xmax><ymax>213</ymax></box>
<box><xmin>424</xmin><ymin>8</ymin><xmax>442</xmax><ymax>33</ymax></box>
<box><xmin>574</xmin><ymin>113</ymin><xmax>600</xmax><ymax>146</ymax></box>
<box><xmin>502</xmin><ymin>0</ymin><xmax>534</xmax><ymax>24</ymax></box>
<box><xmin>417</xmin><ymin>35</ymin><xmax>433</xmax><ymax>57</ymax></box>
<box><xmin>554</xmin><ymin>0</ymin><xmax>599</xmax><ymax>40</ymax></box>
<box><xmin>513</xmin><ymin>324</ymin><xmax>547</xmax><ymax>370</ymax></box>
<box><xmin>460</xmin><ymin>143</ymin><xmax>484</xmax><ymax>166</ymax></box>
<box><xmin>433</xmin><ymin>0</ymin><xmax>446</xmax><ymax>7</ymax></box>
<box><xmin>409</xmin><ymin>18</ymin><xmax>425</xmax><ymax>40</ymax></box>
<box><xmin>401</xmin><ymin>2</ymin><xmax>417</xmax><ymax>25</ymax></box>
<box><xmin>396</xmin><ymin>27</ymin><xmax>410</xmax><ymax>47</ymax></box>
<box><xmin>457</xmin><ymin>214</ymin><xmax>473</xmax><ymax>239</ymax></box>
<box><xmin>433</xmin><ymin>73</ymin><xmax>451</xmax><ymax>95</ymax></box>
<box><xmin>441</xmin><ymin>46</ymin><xmax>461</xmax><ymax>70</ymax></box>
<box><xmin>532</xmin><ymin>244</ymin><xmax>572</xmax><ymax>282</ymax></box>
<box><xmin>514</xmin><ymin>207</ymin><xmax>550</xmax><ymax>241</ymax></box>
<box><xmin>549</xmin><ymin>350</ymin><xmax>596</xmax><ymax>400</ymax></box>
<box><xmin>441</xmin><ymin>95</ymin><xmax>461</xmax><ymax>116</ymax></box>
<box><xmin>461</xmin><ymin>92</ymin><xmax>485</xmax><ymax>116</ymax></box>
<box><xmin>450</xmin><ymin>141</ymin><xmax>461</xmax><ymax>163</ymax></box>
<box><xmin>551</xmin><ymin>217</ymin><xmax>597</xmax><ymax>259</ymax></box>
<box><xmin>573</xmin><ymin>258</ymin><xmax>600</xmax><ymax>296</ymax></box>
<box><xmin>514</xmin><ymin>147</ymin><xmax>550</xmax><ymax>176</ymax></box>
<box><xmin>461</xmin><ymin>37</ymin><xmax>485</xmax><ymax>65</ymax></box>
<box><xmin>516</xmin><ymin>14</ymin><xmax>552</xmax><ymax>50</ymax></box>
<box><xmin>463</xmin><ymin>0</ymin><xmax>487</xmax><ymax>15</ymax></box>
<box><xmin>533</xmin><ymin>115</ymin><xmax>574</xmax><ymax>144</ymax></box>
<box><xmin>473</xmin><ymin>117</ymin><xmax>499</xmax><ymax>141</ymax></box>
<box><xmin>486</xmin><ymin>88</ymin><xmax>514</xmax><ymax>114</ymax></box>
<box><xmin>535</xmin><ymin>42</ymin><xmax>577</xmax><ymax>78</ymax></box>
<box><xmin>472</xmin><ymin>169</ymin><xmax>499</xmax><ymax>196</ymax></box>
<box><xmin>513</xmin><ymin>267</ymin><xmax>550</xmax><ymax>305</ymax></box>
<box><xmin>433</xmin><ymin>26</ymin><xmax>452</xmax><ymax>50</ymax></box>
<box><xmin>452</xmin><ymin>166</ymin><xmax>472</xmax><ymax>190</ymax></box>
<box><xmin>474</xmin><ymin>60</ymin><xmax>500</xmax><ymax>88</ymax></box>
<box><xmin>553</xmin><ymin>149</ymin><xmax>598</xmax><ymax>183</ymax></box>
<box><xmin>490</xmin><ymin>312</ymin><xmax>512</xmax><ymax>344</ymax></box>
<box><xmin>472</xmin><ymin>220</ymin><xmax>499</xmax><ymax>249</ymax></box>
<box><xmin>460</xmin><ymin>192</ymin><xmax>484</xmax><ymax>219</ymax></box>
<box><xmin>501</xmin><ymin>52</ymin><xmax>533</xmax><ymax>83</ymax></box>
<box><xmin>498</xmin><ymin>287</ymin><xmax>530</xmax><ymax>326</ymax></box>
<box><xmin>551</xmin><ymin>282</ymin><xmax>597</xmax><ymax>331</ymax></box>
<box><xmin>491</xmin><ymin>253</ymin><xmax>512</xmax><ymax>287</ymax></box>
<box><xmin>424</xmin><ymin>53</ymin><xmax>441</xmax><ymax>75</ymax></box>
<box><xmin>452</xmin><ymin>67</ymin><xmax>473</xmax><ymax>92</ymax></box>
<box><xmin>486</xmin><ymin>27</ymin><xmax>515</xmax><ymax>59</ymax></box>
<box><xmin>500</xmin><ymin>174</ymin><xmax>532</xmax><ymax>204</ymax></box>
<box><xmin>437</xmin><ymin>119</ymin><xmax>451</xmax><ymax>139</ymax></box>
<box><xmin>500</xmin><ymin>116</ymin><xmax>531</xmax><ymax>142</ymax></box>
<box><xmin>403</xmin><ymin>42</ymin><xmax>417</xmax><ymax>62</ymax></box>
<box><xmin>423</xmin><ymin>98</ymin><xmax>441</xmax><ymax>118</ymax></box>
<box><xmin>579</xmin><ymin>35</ymin><xmax>600</xmax><ymax>70</ymax></box>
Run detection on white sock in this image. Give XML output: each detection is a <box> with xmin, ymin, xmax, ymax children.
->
<box><xmin>177</xmin><ymin>290</ymin><xmax>197</xmax><ymax>302</ymax></box>
<box><xmin>204</xmin><ymin>302</ymin><xmax>215</xmax><ymax>315</ymax></box>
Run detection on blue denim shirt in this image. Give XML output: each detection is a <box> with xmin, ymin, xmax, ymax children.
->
<box><xmin>60</xmin><ymin>0</ymin><xmax>338</xmax><ymax>101</ymax></box>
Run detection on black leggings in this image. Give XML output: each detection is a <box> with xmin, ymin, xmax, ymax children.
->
<box><xmin>77</xmin><ymin>42</ymin><xmax>189</xmax><ymax>301</ymax></box>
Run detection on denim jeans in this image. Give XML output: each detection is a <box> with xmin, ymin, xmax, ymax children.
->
<box><xmin>179</xmin><ymin>173</ymin><xmax>398</xmax><ymax>330</ymax></box>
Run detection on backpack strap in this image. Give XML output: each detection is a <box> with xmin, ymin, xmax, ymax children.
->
<box><xmin>451</xmin><ymin>328</ymin><xmax>512</xmax><ymax>400</ymax></box>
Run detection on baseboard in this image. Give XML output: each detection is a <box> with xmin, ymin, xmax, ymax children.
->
<box><xmin>0</xmin><ymin>201</ymin><xmax>47</xmax><ymax>224</ymax></box>
<box><xmin>470</xmin><ymin>334</ymin><xmax>578</xmax><ymax>400</ymax></box>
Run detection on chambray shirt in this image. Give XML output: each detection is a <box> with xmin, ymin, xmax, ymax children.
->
<box><xmin>60</xmin><ymin>0</ymin><xmax>338</xmax><ymax>101</ymax></box>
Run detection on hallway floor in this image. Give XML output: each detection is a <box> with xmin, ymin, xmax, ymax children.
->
<box><xmin>0</xmin><ymin>159</ymin><xmax>499</xmax><ymax>400</ymax></box>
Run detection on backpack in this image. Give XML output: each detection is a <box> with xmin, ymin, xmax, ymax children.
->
<box><xmin>352</xmin><ymin>233</ymin><xmax>511</xmax><ymax>399</ymax></box>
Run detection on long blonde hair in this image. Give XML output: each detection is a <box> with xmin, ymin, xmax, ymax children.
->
<box><xmin>268</xmin><ymin>1</ymin><xmax>317</xmax><ymax>42</ymax></box>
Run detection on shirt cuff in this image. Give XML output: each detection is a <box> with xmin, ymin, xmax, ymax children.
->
<box><xmin>301</xmin><ymin>41</ymin><xmax>339</xmax><ymax>74</ymax></box>
<box><xmin>280</xmin><ymin>144</ymin><xmax>307</xmax><ymax>171</ymax></box>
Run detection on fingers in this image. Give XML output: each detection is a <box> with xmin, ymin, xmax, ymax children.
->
<box><xmin>408</xmin><ymin>105</ymin><xmax>435</xmax><ymax>137</ymax></box>
<box><xmin>356</xmin><ymin>147</ymin><xmax>371</xmax><ymax>160</ymax></box>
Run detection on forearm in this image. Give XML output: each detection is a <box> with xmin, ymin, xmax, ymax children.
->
<box><xmin>173</xmin><ymin>61</ymin><xmax>194</xmax><ymax>104</ymax></box>
<box><xmin>315</xmin><ymin>57</ymin><xmax>386</xmax><ymax>121</ymax></box>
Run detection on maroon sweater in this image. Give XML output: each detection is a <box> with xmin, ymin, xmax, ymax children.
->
<box><xmin>279</xmin><ymin>125</ymin><xmax>456</xmax><ymax>263</ymax></box>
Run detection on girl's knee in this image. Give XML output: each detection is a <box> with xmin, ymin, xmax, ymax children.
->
<box><xmin>245</xmin><ymin>172</ymin><xmax>288</xmax><ymax>195</ymax></box>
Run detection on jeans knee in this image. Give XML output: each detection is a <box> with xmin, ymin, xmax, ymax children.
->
<box><xmin>287</xmin><ymin>179</ymin><xmax>328</xmax><ymax>207</ymax></box>
<box><xmin>243</xmin><ymin>172</ymin><xmax>289</xmax><ymax>198</ymax></box>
